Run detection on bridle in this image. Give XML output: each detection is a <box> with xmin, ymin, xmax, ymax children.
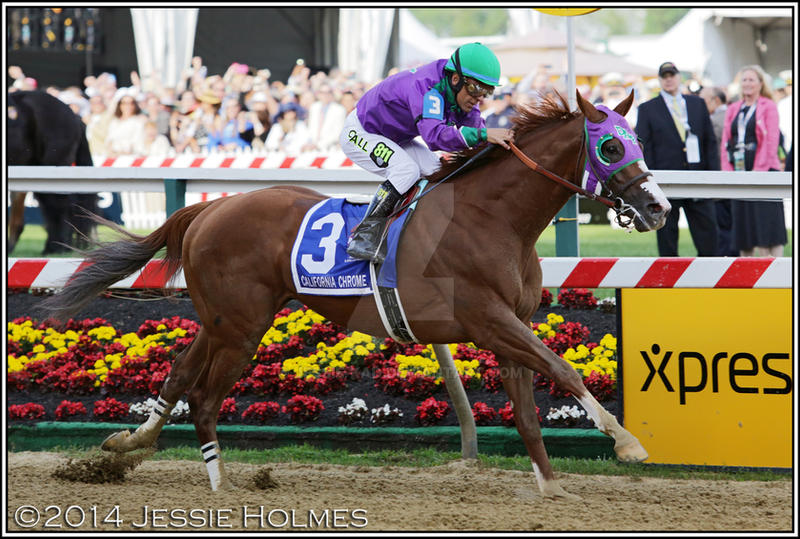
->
<box><xmin>509</xmin><ymin>117</ymin><xmax>652</xmax><ymax>228</ymax></box>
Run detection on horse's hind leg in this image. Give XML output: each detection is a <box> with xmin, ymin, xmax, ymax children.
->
<box><xmin>498</xmin><ymin>357</ymin><xmax>580</xmax><ymax>500</ymax></box>
<box><xmin>186</xmin><ymin>330</ymin><xmax>265</xmax><ymax>491</ymax></box>
<box><xmin>102</xmin><ymin>328</ymin><xmax>209</xmax><ymax>452</ymax></box>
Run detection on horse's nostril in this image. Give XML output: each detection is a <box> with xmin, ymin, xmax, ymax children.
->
<box><xmin>649</xmin><ymin>203</ymin><xmax>670</xmax><ymax>217</ymax></box>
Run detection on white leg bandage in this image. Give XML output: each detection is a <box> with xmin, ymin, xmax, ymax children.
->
<box><xmin>138</xmin><ymin>397</ymin><xmax>174</xmax><ymax>432</ymax></box>
<box><xmin>201</xmin><ymin>441</ymin><xmax>223</xmax><ymax>491</ymax></box>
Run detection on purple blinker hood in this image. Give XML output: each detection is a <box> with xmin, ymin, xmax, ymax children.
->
<box><xmin>582</xmin><ymin>104</ymin><xmax>644</xmax><ymax>196</ymax></box>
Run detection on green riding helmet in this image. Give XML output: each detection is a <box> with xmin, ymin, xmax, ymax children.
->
<box><xmin>444</xmin><ymin>42</ymin><xmax>501</xmax><ymax>87</ymax></box>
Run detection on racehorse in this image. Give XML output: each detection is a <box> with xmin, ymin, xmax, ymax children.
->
<box><xmin>39</xmin><ymin>90</ymin><xmax>670</xmax><ymax>499</ymax></box>
<box><xmin>7</xmin><ymin>90</ymin><xmax>98</xmax><ymax>255</ymax></box>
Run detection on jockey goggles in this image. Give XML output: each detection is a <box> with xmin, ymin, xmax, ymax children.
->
<box><xmin>463</xmin><ymin>77</ymin><xmax>494</xmax><ymax>98</ymax></box>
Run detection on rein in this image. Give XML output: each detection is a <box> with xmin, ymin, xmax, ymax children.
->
<box><xmin>509</xmin><ymin>142</ymin><xmax>616</xmax><ymax>209</ymax></box>
<box><xmin>385</xmin><ymin>143</ymin><xmax>496</xmax><ymax>219</ymax></box>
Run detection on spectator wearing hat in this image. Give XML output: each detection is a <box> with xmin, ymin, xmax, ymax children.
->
<box><xmin>265</xmin><ymin>102</ymin><xmax>311</xmax><ymax>154</ymax></box>
<box><xmin>241</xmin><ymin>91</ymin><xmax>274</xmax><ymax>150</ymax></box>
<box><xmin>636</xmin><ymin>61</ymin><xmax>720</xmax><ymax>257</ymax></box>
<box><xmin>105</xmin><ymin>93</ymin><xmax>147</xmax><ymax>157</ymax></box>
<box><xmin>190</xmin><ymin>87</ymin><xmax>222</xmax><ymax>150</ymax></box>
<box><xmin>485</xmin><ymin>86</ymin><xmax>516</xmax><ymax>129</ymax></box>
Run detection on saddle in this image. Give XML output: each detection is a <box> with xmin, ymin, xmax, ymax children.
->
<box><xmin>290</xmin><ymin>179</ymin><xmax>429</xmax><ymax>343</ymax></box>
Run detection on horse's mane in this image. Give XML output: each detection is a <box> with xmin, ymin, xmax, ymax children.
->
<box><xmin>430</xmin><ymin>90</ymin><xmax>579</xmax><ymax>182</ymax></box>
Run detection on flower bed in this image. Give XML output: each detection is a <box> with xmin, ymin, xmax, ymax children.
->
<box><xmin>7</xmin><ymin>291</ymin><xmax>619</xmax><ymax>430</ymax></box>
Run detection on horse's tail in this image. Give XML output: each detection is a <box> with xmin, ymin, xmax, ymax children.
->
<box><xmin>38</xmin><ymin>201</ymin><xmax>215</xmax><ymax>323</ymax></box>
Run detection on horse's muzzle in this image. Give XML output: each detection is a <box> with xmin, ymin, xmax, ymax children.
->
<box><xmin>630</xmin><ymin>200</ymin><xmax>671</xmax><ymax>232</ymax></box>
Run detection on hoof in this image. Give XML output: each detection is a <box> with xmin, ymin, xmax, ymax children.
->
<box><xmin>615</xmin><ymin>439</ymin><xmax>649</xmax><ymax>463</ymax></box>
<box><xmin>541</xmin><ymin>482</ymin><xmax>582</xmax><ymax>501</ymax></box>
<box><xmin>210</xmin><ymin>479</ymin><xmax>237</xmax><ymax>492</ymax></box>
<box><xmin>101</xmin><ymin>430</ymin><xmax>132</xmax><ymax>452</ymax></box>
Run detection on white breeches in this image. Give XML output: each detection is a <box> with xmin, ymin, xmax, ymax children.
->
<box><xmin>340</xmin><ymin>109</ymin><xmax>441</xmax><ymax>194</ymax></box>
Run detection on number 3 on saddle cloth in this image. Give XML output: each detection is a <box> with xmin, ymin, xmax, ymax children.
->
<box><xmin>290</xmin><ymin>180</ymin><xmax>428</xmax><ymax>343</ymax></box>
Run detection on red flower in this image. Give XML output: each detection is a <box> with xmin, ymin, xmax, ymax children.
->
<box><xmin>9</xmin><ymin>403</ymin><xmax>46</xmax><ymax>420</ymax></box>
<box><xmin>218</xmin><ymin>397</ymin><xmax>238</xmax><ymax>421</ymax></box>
<box><xmin>498</xmin><ymin>401</ymin><xmax>542</xmax><ymax>427</ymax></box>
<box><xmin>540</xmin><ymin>288</ymin><xmax>554</xmax><ymax>307</ymax></box>
<box><xmin>583</xmin><ymin>371</ymin><xmax>617</xmax><ymax>401</ymax></box>
<box><xmin>93</xmin><ymin>398</ymin><xmax>130</xmax><ymax>421</ymax></box>
<box><xmin>471</xmin><ymin>402</ymin><xmax>497</xmax><ymax>425</ymax></box>
<box><xmin>283</xmin><ymin>395</ymin><xmax>324</xmax><ymax>423</ymax></box>
<box><xmin>401</xmin><ymin>372</ymin><xmax>438</xmax><ymax>400</ymax></box>
<box><xmin>67</xmin><ymin>369</ymin><xmax>97</xmax><ymax>395</ymax></box>
<box><xmin>415</xmin><ymin>397</ymin><xmax>450</xmax><ymax>426</ymax></box>
<box><xmin>481</xmin><ymin>367</ymin><xmax>502</xmax><ymax>392</ymax></box>
<box><xmin>7</xmin><ymin>370</ymin><xmax>33</xmax><ymax>392</ymax></box>
<box><xmin>55</xmin><ymin>400</ymin><xmax>87</xmax><ymax>420</ymax></box>
<box><xmin>241</xmin><ymin>401</ymin><xmax>281</xmax><ymax>423</ymax></box>
<box><xmin>557</xmin><ymin>288</ymin><xmax>598</xmax><ymax>310</ymax></box>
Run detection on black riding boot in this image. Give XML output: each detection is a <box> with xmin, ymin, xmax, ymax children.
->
<box><xmin>346</xmin><ymin>180</ymin><xmax>403</xmax><ymax>264</ymax></box>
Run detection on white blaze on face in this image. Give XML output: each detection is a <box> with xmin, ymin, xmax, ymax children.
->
<box><xmin>634</xmin><ymin>161</ymin><xmax>670</xmax><ymax>211</ymax></box>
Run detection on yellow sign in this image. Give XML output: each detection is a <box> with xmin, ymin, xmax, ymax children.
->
<box><xmin>534</xmin><ymin>8</ymin><xmax>599</xmax><ymax>16</ymax></box>
<box><xmin>620</xmin><ymin>288</ymin><xmax>792</xmax><ymax>468</ymax></box>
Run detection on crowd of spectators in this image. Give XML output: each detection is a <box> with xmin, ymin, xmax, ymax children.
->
<box><xmin>7</xmin><ymin>57</ymin><xmax>372</xmax><ymax>158</ymax></box>
<box><xmin>8</xmin><ymin>56</ymin><xmax>791</xmax><ymax>257</ymax></box>
<box><xmin>7</xmin><ymin>58</ymin><xmax>792</xmax><ymax>169</ymax></box>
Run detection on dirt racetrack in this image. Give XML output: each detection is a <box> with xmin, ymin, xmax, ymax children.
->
<box><xmin>7</xmin><ymin>451</ymin><xmax>793</xmax><ymax>532</ymax></box>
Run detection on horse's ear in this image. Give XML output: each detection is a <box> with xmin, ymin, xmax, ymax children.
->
<box><xmin>614</xmin><ymin>90</ymin><xmax>635</xmax><ymax>118</ymax></box>
<box><xmin>576</xmin><ymin>88</ymin><xmax>606</xmax><ymax>123</ymax></box>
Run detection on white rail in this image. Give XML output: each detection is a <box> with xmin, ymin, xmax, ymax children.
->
<box><xmin>7</xmin><ymin>166</ymin><xmax>794</xmax><ymax>200</ymax></box>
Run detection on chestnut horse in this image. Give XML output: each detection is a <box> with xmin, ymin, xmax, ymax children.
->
<box><xmin>40</xmin><ymin>90</ymin><xmax>670</xmax><ymax>499</ymax></box>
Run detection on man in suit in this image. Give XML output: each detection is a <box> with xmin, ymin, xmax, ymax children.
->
<box><xmin>636</xmin><ymin>62</ymin><xmax>720</xmax><ymax>256</ymax></box>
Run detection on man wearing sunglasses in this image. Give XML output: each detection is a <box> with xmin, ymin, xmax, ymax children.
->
<box><xmin>340</xmin><ymin>42</ymin><xmax>515</xmax><ymax>263</ymax></box>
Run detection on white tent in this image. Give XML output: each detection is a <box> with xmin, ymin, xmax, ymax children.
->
<box><xmin>130</xmin><ymin>8</ymin><xmax>198</xmax><ymax>89</ymax></box>
<box><xmin>607</xmin><ymin>8</ymin><xmax>792</xmax><ymax>85</ymax></box>
<box><xmin>398</xmin><ymin>9</ymin><xmax>452</xmax><ymax>69</ymax></box>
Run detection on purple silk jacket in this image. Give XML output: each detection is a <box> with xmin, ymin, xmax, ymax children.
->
<box><xmin>356</xmin><ymin>59</ymin><xmax>485</xmax><ymax>152</ymax></box>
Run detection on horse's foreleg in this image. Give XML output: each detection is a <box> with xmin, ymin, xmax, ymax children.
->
<box><xmin>103</xmin><ymin>329</ymin><xmax>209</xmax><ymax>452</ymax></box>
<box><xmin>477</xmin><ymin>311</ymin><xmax>647</xmax><ymax>464</ymax></box>
<box><xmin>497</xmin><ymin>357</ymin><xmax>580</xmax><ymax>500</ymax></box>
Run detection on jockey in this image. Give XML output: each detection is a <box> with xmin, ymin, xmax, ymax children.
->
<box><xmin>340</xmin><ymin>42</ymin><xmax>515</xmax><ymax>263</ymax></box>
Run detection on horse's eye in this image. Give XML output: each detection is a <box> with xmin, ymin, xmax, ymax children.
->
<box><xmin>600</xmin><ymin>138</ymin><xmax>624</xmax><ymax>164</ymax></box>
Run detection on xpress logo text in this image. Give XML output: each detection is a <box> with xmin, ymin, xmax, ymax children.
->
<box><xmin>639</xmin><ymin>344</ymin><xmax>791</xmax><ymax>405</ymax></box>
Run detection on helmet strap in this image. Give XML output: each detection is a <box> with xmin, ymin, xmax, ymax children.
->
<box><xmin>448</xmin><ymin>47</ymin><xmax>465</xmax><ymax>94</ymax></box>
